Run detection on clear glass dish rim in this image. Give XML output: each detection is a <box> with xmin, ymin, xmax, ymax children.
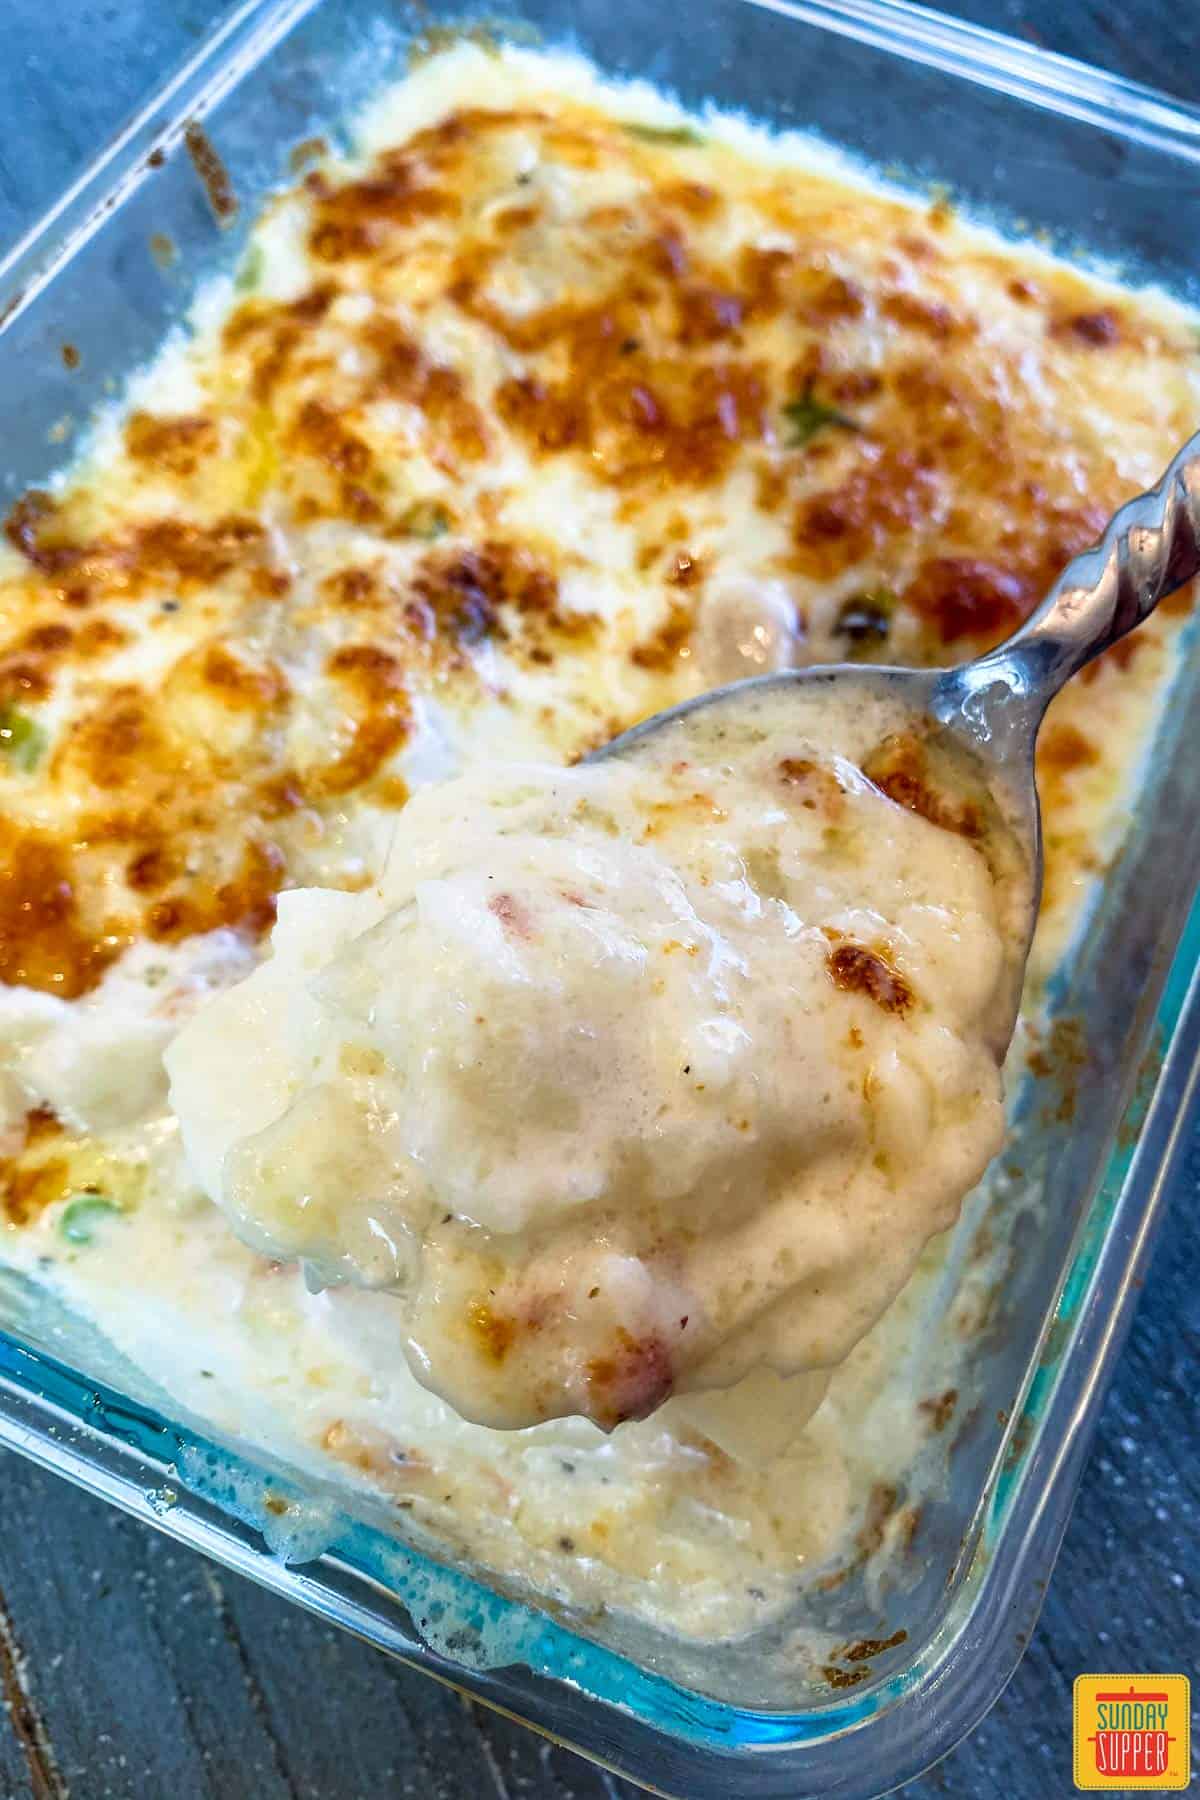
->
<box><xmin>1</xmin><ymin>3</ymin><xmax>1198</xmax><ymax>1793</ymax></box>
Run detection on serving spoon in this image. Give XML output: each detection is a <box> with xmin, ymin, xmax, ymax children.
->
<box><xmin>597</xmin><ymin>431</ymin><xmax>1200</xmax><ymax>1047</ymax></box>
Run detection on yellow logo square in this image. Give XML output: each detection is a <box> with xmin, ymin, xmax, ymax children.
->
<box><xmin>1074</xmin><ymin>1674</ymin><xmax>1191</xmax><ymax>1789</ymax></box>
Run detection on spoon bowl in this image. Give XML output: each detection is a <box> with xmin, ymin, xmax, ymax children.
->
<box><xmin>597</xmin><ymin>430</ymin><xmax>1200</xmax><ymax>1049</ymax></box>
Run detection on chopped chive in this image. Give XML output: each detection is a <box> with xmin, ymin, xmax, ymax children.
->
<box><xmin>60</xmin><ymin>1196</ymin><xmax>122</xmax><ymax>1246</ymax></box>
<box><xmin>782</xmin><ymin>380</ymin><xmax>863</xmax><ymax>449</ymax></box>
<box><xmin>836</xmin><ymin>588</ymin><xmax>895</xmax><ymax>652</ymax></box>
<box><xmin>397</xmin><ymin>499</ymin><xmax>451</xmax><ymax>540</ymax></box>
<box><xmin>0</xmin><ymin>703</ymin><xmax>47</xmax><ymax>772</ymax></box>
<box><xmin>623</xmin><ymin>122</ymin><xmax>705</xmax><ymax>147</ymax></box>
<box><xmin>234</xmin><ymin>243</ymin><xmax>265</xmax><ymax>293</ymax></box>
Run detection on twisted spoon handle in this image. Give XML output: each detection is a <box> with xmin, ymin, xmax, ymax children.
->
<box><xmin>958</xmin><ymin>430</ymin><xmax>1200</xmax><ymax>728</ymax></box>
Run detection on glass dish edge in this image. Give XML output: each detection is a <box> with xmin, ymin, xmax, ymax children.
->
<box><xmin>0</xmin><ymin>2</ymin><xmax>1198</xmax><ymax>1794</ymax></box>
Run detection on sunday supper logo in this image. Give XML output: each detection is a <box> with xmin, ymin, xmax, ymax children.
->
<box><xmin>1074</xmin><ymin>1675</ymin><xmax>1191</xmax><ymax>1790</ymax></box>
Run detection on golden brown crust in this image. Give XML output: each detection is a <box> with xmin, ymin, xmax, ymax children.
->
<box><xmin>863</xmin><ymin>734</ymin><xmax>983</xmax><ymax>840</ymax></box>
<box><xmin>0</xmin><ymin>1107</ymin><xmax>68</xmax><ymax>1226</ymax></box>
<box><xmin>0</xmin><ymin>88</ymin><xmax>1194</xmax><ymax>1014</ymax></box>
<box><xmin>827</xmin><ymin>943</ymin><xmax>914</xmax><ymax>1015</ymax></box>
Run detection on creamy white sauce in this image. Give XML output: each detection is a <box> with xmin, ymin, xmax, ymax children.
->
<box><xmin>0</xmin><ymin>931</ymin><xmax>255</xmax><ymax>1144</ymax></box>
<box><xmin>167</xmin><ymin>685</ymin><xmax>1010</xmax><ymax>1430</ymax></box>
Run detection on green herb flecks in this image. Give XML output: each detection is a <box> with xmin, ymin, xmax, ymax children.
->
<box><xmin>623</xmin><ymin>122</ymin><xmax>706</xmax><ymax>148</ymax></box>
<box><xmin>397</xmin><ymin>499</ymin><xmax>451</xmax><ymax>541</ymax></box>
<box><xmin>59</xmin><ymin>1195</ymin><xmax>123</xmax><ymax>1247</ymax></box>
<box><xmin>0</xmin><ymin>703</ymin><xmax>47</xmax><ymax>772</ymax></box>
<box><xmin>234</xmin><ymin>243</ymin><xmax>265</xmax><ymax>293</ymax></box>
<box><xmin>782</xmin><ymin>380</ymin><xmax>863</xmax><ymax>449</ymax></box>
<box><xmin>835</xmin><ymin>588</ymin><xmax>895</xmax><ymax>654</ymax></box>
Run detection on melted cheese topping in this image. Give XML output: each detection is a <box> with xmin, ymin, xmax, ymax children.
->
<box><xmin>0</xmin><ymin>44</ymin><xmax>1197</xmax><ymax>1641</ymax></box>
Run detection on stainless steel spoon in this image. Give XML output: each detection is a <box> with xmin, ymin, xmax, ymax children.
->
<box><xmin>598</xmin><ymin>431</ymin><xmax>1200</xmax><ymax>1042</ymax></box>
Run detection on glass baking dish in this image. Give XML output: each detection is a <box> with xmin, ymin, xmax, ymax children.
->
<box><xmin>2</xmin><ymin>0</ymin><xmax>1199</xmax><ymax>1792</ymax></box>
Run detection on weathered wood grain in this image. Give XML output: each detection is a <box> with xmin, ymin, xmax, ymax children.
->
<box><xmin>0</xmin><ymin>3</ymin><xmax>1194</xmax><ymax>1795</ymax></box>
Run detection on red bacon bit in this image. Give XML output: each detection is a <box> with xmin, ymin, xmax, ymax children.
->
<box><xmin>587</xmin><ymin>1329</ymin><xmax>675</xmax><ymax>1426</ymax></box>
<box><xmin>488</xmin><ymin>891</ymin><xmax>534</xmax><ymax>940</ymax></box>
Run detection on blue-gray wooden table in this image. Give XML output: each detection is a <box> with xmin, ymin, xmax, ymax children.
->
<box><xmin>0</xmin><ymin>3</ymin><xmax>1195</xmax><ymax>1795</ymax></box>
